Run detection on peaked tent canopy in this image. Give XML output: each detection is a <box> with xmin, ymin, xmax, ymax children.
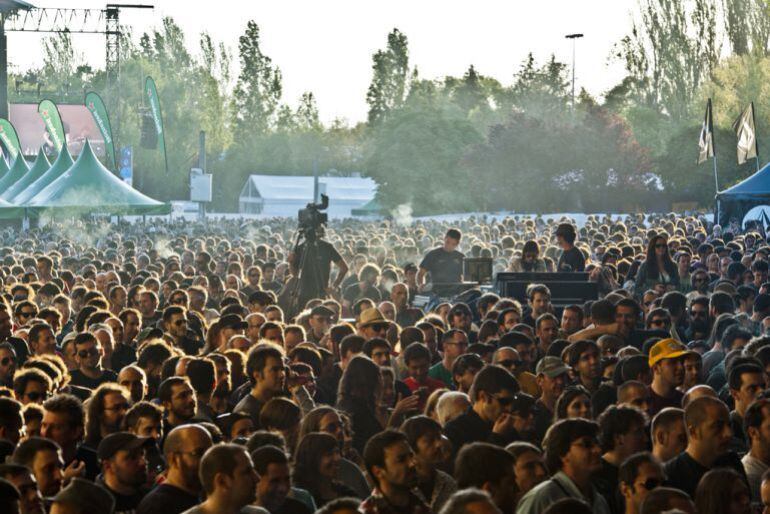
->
<box><xmin>0</xmin><ymin>153</ymin><xmax>28</xmax><ymax>195</ymax></box>
<box><xmin>716</xmin><ymin>162</ymin><xmax>770</xmax><ymax>226</ymax></box>
<box><xmin>13</xmin><ymin>148</ymin><xmax>73</xmax><ymax>205</ymax></box>
<box><xmin>27</xmin><ymin>140</ymin><xmax>170</xmax><ymax>215</ymax></box>
<box><xmin>1</xmin><ymin>148</ymin><xmax>49</xmax><ymax>201</ymax></box>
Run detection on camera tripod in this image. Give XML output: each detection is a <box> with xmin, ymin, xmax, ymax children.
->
<box><xmin>285</xmin><ymin>227</ymin><xmax>327</xmax><ymax>318</ymax></box>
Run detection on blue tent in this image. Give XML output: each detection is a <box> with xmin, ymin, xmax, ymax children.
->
<box><xmin>716</xmin><ymin>163</ymin><xmax>770</xmax><ymax>226</ymax></box>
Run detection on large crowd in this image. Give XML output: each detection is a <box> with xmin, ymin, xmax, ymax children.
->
<box><xmin>0</xmin><ymin>213</ymin><xmax>766</xmax><ymax>514</ymax></box>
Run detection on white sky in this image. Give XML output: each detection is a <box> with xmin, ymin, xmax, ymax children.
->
<box><xmin>7</xmin><ymin>0</ymin><xmax>635</xmax><ymax>125</ymax></box>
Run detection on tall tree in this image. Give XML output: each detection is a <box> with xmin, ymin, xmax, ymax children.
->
<box><xmin>232</xmin><ymin>20</ymin><xmax>283</xmax><ymax>136</ymax></box>
<box><xmin>366</xmin><ymin>28</ymin><xmax>409</xmax><ymax>124</ymax></box>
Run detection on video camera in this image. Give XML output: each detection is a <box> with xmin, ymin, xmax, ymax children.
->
<box><xmin>298</xmin><ymin>194</ymin><xmax>329</xmax><ymax>239</ymax></box>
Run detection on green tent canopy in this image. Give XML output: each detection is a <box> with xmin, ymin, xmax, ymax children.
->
<box><xmin>351</xmin><ymin>198</ymin><xmax>383</xmax><ymax>216</ymax></box>
<box><xmin>13</xmin><ymin>148</ymin><xmax>73</xmax><ymax>205</ymax></box>
<box><xmin>0</xmin><ymin>154</ymin><xmax>28</xmax><ymax>195</ymax></box>
<box><xmin>27</xmin><ymin>140</ymin><xmax>170</xmax><ymax>215</ymax></box>
<box><xmin>1</xmin><ymin>148</ymin><xmax>49</xmax><ymax>201</ymax></box>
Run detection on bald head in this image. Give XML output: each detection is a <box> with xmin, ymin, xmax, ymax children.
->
<box><xmin>163</xmin><ymin>424</ymin><xmax>212</xmax><ymax>459</ymax></box>
<box><xmin>682</xmin><ymin>384</ymin><xmax>717</xmax><ymax>408</ymax></box>
<box><xmin>684</xmin><ymin>396</ymin><xmax>728</xmax><ymax>432</ymax></box>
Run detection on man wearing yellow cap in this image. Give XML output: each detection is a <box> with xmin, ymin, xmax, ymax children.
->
<box><xmin>648</xmin><ymin>339</ymin><xmax>690</xmax><ymax>416</ymax></box>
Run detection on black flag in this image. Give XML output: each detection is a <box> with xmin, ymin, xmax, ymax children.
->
<box><xmin>733</xmin><ymin>102</ymin><xmax>758</xmax><ymax>165</ymax></box>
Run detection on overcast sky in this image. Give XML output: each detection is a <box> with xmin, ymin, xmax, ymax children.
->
<box><xmin>8</xmin><ymin>0</ymin><xmax>635</xmax><ymax>124</ymax></box>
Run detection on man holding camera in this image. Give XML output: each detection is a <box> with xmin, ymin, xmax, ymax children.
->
<box><xmin>286</xmin><ymin>229</ymin><xmax>348</xmax><ymax>315</ymax></box>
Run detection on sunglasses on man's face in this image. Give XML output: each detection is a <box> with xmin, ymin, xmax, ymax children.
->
<box><xmin>498</xmin><ymin>359</ymin><xmax>523</xmax><ymax>369</ymax></box>
<box><xmin>370</xmin><ymin>323</ymin><xmax>389</xmax><ymax>332</ymax></box>
<box><xmin>0</xmin><ymin>356</ymin><xmax>15</xmax><ymax>366</ymax></box>
<box><xmin>25</xmin><ymin>391</ymin><xmax>48</xmax><ymax>402</ymax></box>
<box><xmin>18</xmin><ymin>311</ymin><xmax>34</xmax><ymax>318</ymax></box>
<box><xmin>78</xmin><ymin>348</ymin><xmax>100</xmax><ymax>358</ymax></box>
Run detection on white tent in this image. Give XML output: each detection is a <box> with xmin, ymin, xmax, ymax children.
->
<box><xmin>239</xmin><ymin>174</ymin><xmax>377</xmax><ymax>218</ymax></box>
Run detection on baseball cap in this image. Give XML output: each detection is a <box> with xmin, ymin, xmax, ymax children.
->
<box><xmin>52</xmin><ymin>478</ymin><xmax>115</xmax><ymax>514</ymax></box>
<box><xmin>97</xmin><ymin>432</ymin><xmax>154</xmax><ymax>461</ymax></box>
<box><xmin>648</xmin><ymin>338</ymin><xmax>691</xmax><ymax>367</ymax></box>
<box><xmin>535</xmin><ymin>356</ymin><xmax>570</xmax><ymax>378</ymax></box>
<box><xmin>219</xmin><ymin>314</ymin><xmax>248</xmax><ymax>330</ymax></box>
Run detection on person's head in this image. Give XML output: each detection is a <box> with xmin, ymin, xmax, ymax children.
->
<box><xmin>97</xmin><ymin>432</ymin><xmax>151</xmax><ymax>493</ymax></box>
<box><xmin>117</xmin><ymin>365</ymin><xmax>147</xmax><ymax>404</ymax></box>
<box><xmin>535</xmin><ymin>313</ymin><xmax>559</xmax><ymax>347</ymax></box>
<box><xmin>443</xmin><ymin>229</ymin><xmax>462</xmax><ymax>252</ymax></box>
<box><xmin>618</xmin><ymin>452</ymin><xmax>664</xmax><ymax>514</ymax></box>
<box><xmin>684</xmin><ymin>396</ymin><xmax>731</xmax><ymax>460</ymax></box>
<box><xmin>648</xmin><ymin>339</ymin><xmax>687</xmax><ymax>389</ymax></box>
<box><xmin>597</xmin><ymin>406</ymin><xmax>648</xmax><ymax>459</ymax></box>
<box><xmin>198</xmin><ymin>443</ymin><xmax>258</xmax><ymax>507</ymax></box>
<box><xmin>293</xmin><ymin>432</ymin><xmax>342</xmax><ymax>490</ymax></box>
<box><xmin>640</xmin><ymin>486</ymin><xmax>696</xmax><ymax>514</ymax></box>
<box><xmin>401</xmin><ymin>415</ymin><xmax>449</xmax><ymax>471</ymax></box>
<box><xmin>761</xmin><ymin>469</ymin><xmax>770</xmax><ymax>514</ymax></box>
<box><xmin>26</xmin><ymin>324</ymin><xmax>55</xmax><ymax>357</ymax></box>
<box><xmin>561</xmin><ymin>305</ymin><xmax>584</xmax><ymax>335</ymax></box>
<box><xmin>363</xmin><ymin>429</ymin><xmax>417</xmax><ymax>492</ymax></box>
<box><xmin>85</xmin><ymin>383</ymin><xmax>130</xmax><ymax>445</ymax></box>
<box><xmin>454</xmin><ymin>442</ymin><xmax>517</xmax><ymax>513</ymax></box>
<box><xmin>729</xmin><ymin>362</ymin><xmax>765</xmax><ymax>413</ymax></box>
<box><xmin>0</xmin><ymin>397</ymin><xmax>23</xmax><ymax>446</ymax></box>
<box><xmin>162</xmin><ymin>306</ymin><xmax>188</xmax><ymax>340</ymax></box>
<box><xmin>650</xmin><ymin>407</ymin><xmax>686</xmax><ymax>462</ymax></box>
<box><xmin>441</xmin><ymin>329</ymin><xmax>469</xmax><ymax>361</ymax></box>
<box><xmin>695</xmin><ymin>468</ymin><xmax>751</xmax><ymax>514</ymax></box>
<box><xmin>437</xmin><ymin>489</ymin><xmax>502</xmax><ymax>514</ymax></box>
<box><xmin>0</xmin><ymin>462</ymin><xmax>45</xmax><ymax>514</ymax></box>
<box><xmin>10</xmin><ymin>437</ymin><xmax>63</xmax><ymax>497</ymax></box>
<box><xmin>554</xmin><ymin>385</ymin><xmax>592</xmax><ymax>420</ymax></box>
<box><xmin>73</xmin><ymin>333</ymin><xmax>103</xmax><ymax>372</ymax></box>
<box><xmin>468</xmin><ymin>365</ymin><xmax>520</xmax><ymax>424</ymax></box>
<box><xmin>338</xmin><ymin>355</ymin><xmax>382</xmax><ymax>407</ymax></box>
<box><xmin>403</xmin><ymin>343</ymin><xmax>432</xmax><ymax>384</ymax></box>
<box><xmin>163</xmin><ymin>424</ymin><xmax>213</xmax><ymax>493</ymax></box>
<box><xmin>41</xmin><ymin>394</ymin><xmax>84</xmax><ymax>452</ymax></box>
<box><xmin>505</xmin><ymin>442</ymin><xmax>546</xmax><ymax>496</ymax></box>
<box><xmin>543</xmin><ymin>418</ymin><xmax>602</xmax><ymax>478</ymax></box>
<box><xmin>535</xmin><ymin>356</ymin><xmax>570</xmax><ymax>402</ymax></box>
<box><xmin>123</xmin><ymin>401</ymin><xmax>163</xmax><ymax>440</ymax></box>
<box><xmin>246</xmin><ymin>344</ymin><xmax>286</xmax><ymax>395</ymax></box>
<box><xmin>527</xmin><ymin>284</ymin><xmax>551</xmax><ymax>316</ymax></box>
<box><xmin>564</xmin><ymin>340</ymin><xmax>601</xmax><ymax>382</ymax></box>
<box><xmin>251</xmin><ymin>445</ymin><xmax>291</xmax><ymax>511</ymax></box>
<box><xmin>451</xmin><ymin>353</ymin><xmax>485</xmax><ymax>393</ymax></box>
<box><xmin>435</xmin><ymin>391</ymin><xmax>470</xmax><ymax>426</ymax></box>
<box><xmin>259</xmin><ymin>397</ymin><xmax>301</xmax><ymax>452</ymax></box>
<box><xmin>158</xmin><ymin>377</ymin><xmax>197</xmax><ymax>424</ymax></box>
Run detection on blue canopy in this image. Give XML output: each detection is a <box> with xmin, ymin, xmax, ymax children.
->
<box><xmin>716</xmin><ymin>162</ymin><xmax>770</xmax><ymax>225</ymax></box>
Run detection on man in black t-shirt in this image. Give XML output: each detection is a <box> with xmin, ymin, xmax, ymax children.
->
<box><xmin>418</xmin><ymin>228</ymin><xmax>464</xmax><ymax>296</ymax></box>
<box><xmin>287</xmin><ymin>234</ymin><xmax>348</xmax><ymax>309</ymax></box>
<box><xmin>555</xmin><ymin>223</ymin><xmax>585</xmax><ymax>272</ymax></box>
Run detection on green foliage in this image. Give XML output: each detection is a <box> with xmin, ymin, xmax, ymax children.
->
<box><xmin>366</xmin><ymin>29</ymin><xmax>409</xmax><ymax>125</ymax></box>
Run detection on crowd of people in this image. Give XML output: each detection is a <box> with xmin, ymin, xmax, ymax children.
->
<box><xmin>0</xmin><ymin>212</ymin><xmax>766</xmax><ymax>514</ymax></box>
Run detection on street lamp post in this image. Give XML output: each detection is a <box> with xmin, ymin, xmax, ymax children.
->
<box><xmin>565</xmin><ymin>33</ymin><xmax>584</xmax><ymax>113</ymax></box>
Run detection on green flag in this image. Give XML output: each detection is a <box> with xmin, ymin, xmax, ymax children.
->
<box><xmin>38</xmin><ymin>99</ymin><xmax>66</xmax><ymax>153</ymax></box>
<box><xmin>85</xmin><ymin>91</ymin><xmax>116</xmax><ymax>171</ymax></box>
<box><xmin>144</xmin><ymin>76</ymin><xmax>168</xmax><ymax>174</ymax></box>
<box><xmin>0</xmin><ymin>118</ymin><xmax>21</xmax><ymax>161</ymax></box>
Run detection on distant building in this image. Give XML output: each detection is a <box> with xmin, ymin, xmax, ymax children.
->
<box><xmin>238</xmin><ymin>174</ymin><xmax>377</xmax><ymax>218</ymax></box>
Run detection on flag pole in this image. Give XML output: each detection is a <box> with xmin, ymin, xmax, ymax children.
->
<box><xmin>714</xmin><ymin>152</ymin><xmax>720</xmax><ymax>225</ymax></box>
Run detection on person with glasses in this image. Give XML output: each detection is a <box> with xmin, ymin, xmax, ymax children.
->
<box><xmin>83</xmin><ymin>383</ymin><xmax>131</xmax><ymax>449</ymax></box>
<box><xmin>68</xmin><ymin>333</ymin><xmax>117</xmax><ymax>390</ymax></box>
<box><xmin>645</xmin><ymin>308</ymin><xmax>672</xmax><ymax>332</ymax></box>
<box><xmin>687</xmin><ymin>269</ymin><xmax>711</xmax><ymax>300</ymax></box>
<box><xmin>136</xmin><ymin>424</ymin><xmax>212</xmax><ymax>514</ymax></box>
<box><xmin>686</xmin><ymin>296</ymin><xmax>711</xmax><ymax>341</ymax></box>
<box><xmin>444</xmin><ymin>364</ymin><xmax>520</xmax><ymax>450</ymax></box>
<box><xmin>12</xmin><ymin>369</ymin><xmax>52</xmax><ymax>407</ymax></box>
<box><xmin>162</xmin><ymin>306</ymin><xmax>202</xmax><ymax>356</ymax></box>
<box><xmin>13</xmin><ymin>302</ymin><xmax>38</xmax><ymax>331</ymax></box>
<box><xmin>428</xmin><ymin>329</ymin><xmax>468</xmax><ymax>388</ymax></box>
<box><xmin>357</xmin><ymin>308</ymin><xmax>391</xmax><ymax>342</ymax></box>
<box><xmin>516</xmin><ymin>418</ymin><xmax>609</xmax><ymax>514</ymax></box>
<box><xmin>634</xmin><ymin>235</ymin><xmax>680</xmax><ymax>297</ymax></box>
<box><xmin>618</xmin><ymin>452</ymin><xmax>664</xmax><ymax>514</ymax></box>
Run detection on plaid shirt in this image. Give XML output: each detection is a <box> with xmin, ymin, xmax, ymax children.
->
<box><xmin>359</xmin><ymin>488</ymin><xmax>434</xmax><ymax>514</ymax></box>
